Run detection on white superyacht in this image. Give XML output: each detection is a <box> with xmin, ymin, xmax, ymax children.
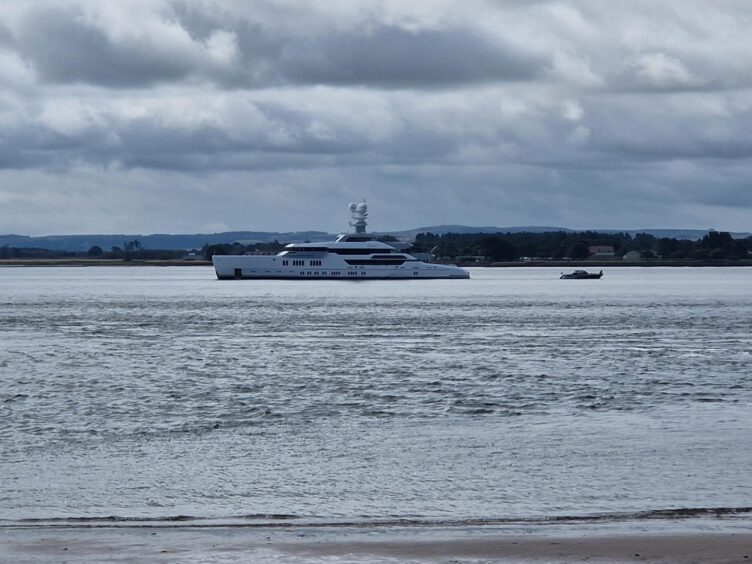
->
<box><xmin>213</xmin><ymin>202</ymin><xmax>470</xmax><ymax>280</ymax></box>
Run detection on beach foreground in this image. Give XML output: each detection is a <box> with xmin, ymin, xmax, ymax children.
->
<box><xmin>2</xmin><ymin>525</ymin><xmax>751</xmax><ymax>563</ymax></box>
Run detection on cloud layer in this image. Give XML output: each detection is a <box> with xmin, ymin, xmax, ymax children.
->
<box><xmin>1</xmin><ymin>0</ymin><xmax>751</xmax><ymax>234</ymax></box>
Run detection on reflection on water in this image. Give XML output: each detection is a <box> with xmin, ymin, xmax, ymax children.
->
<box><xmin>1</xmin><ymin>266</ymin><xmax>751</xmax><ymax>521</ymax></box>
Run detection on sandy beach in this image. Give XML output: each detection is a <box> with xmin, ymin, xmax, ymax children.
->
<box><xmin>2</xmin><ymin>525</ymin><xmax>751</xmax><ymax>563</ymax></box>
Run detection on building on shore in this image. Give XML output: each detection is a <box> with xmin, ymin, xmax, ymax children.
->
<box><xmin>589</xmin><ymin>245</ymin><xmax>615</xmax><ymax>258</ymax></box>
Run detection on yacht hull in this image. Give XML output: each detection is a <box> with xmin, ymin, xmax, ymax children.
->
<box><xmin>213</xmin><ymin>255</ymin><xmax>469</xmax><ymax>280</ymax></box>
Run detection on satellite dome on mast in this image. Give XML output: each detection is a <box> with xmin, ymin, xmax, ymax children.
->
<box><xmin>349</xmin><ymin>200</ymin><xmax>368</xmax><ymax>233</ymax></box>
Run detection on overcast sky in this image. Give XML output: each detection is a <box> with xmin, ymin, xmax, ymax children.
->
<box><xmin>1</xmin><ymin>0</ymin><xmax>751</xmax><ymax>235</ymax></box>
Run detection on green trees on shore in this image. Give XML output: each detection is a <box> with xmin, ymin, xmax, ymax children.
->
<box><xmin>1</xmin><ymin>231</ymin><xmax>750</xmax><ymax>263</ymax></box>
<box><xmin>410</xmin><ymin>231</ymin><xmax>751</xmax><ymax>261</ymax></box>
<box><xmin>0</xmin><ymin>244</ymin><xmax>185</xmax><ymax>260</ymax></box>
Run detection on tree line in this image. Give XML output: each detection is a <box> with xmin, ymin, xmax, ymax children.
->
<box><xmin>0</xmin><ymin>239</ymin><xmax>185</xmax><ymax>260</ymax></box>
<box><xmin>410</xmin><ymin>230</ymin><xmax>752</xmax><ymax>261</ymax></box>
<box><xmin>2</xmin><ymin>231</ymin><xmax>750</xmax><ymax>262</ymax></box>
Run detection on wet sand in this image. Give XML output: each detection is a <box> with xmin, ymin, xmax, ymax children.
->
<box><xmin>2</xmin><ymin>526</ymin><xmax>751</xmax><ymax>563</ymax></box>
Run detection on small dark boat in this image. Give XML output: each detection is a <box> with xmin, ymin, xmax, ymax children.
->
<box><xmin>560</xmin><ymin>269</ymin><xmax>603</xmax><ymax>279</ymax></box>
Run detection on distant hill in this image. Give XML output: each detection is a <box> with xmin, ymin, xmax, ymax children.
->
<box><xmin>391</xmin><ymin>225</ymin><xmax>574</xmax><ymax>238</ymax></box>
<box><xmin>1</xmin><ymin>226</ymin><xmax>748</xmax><ymax>252</ymax></box>
<box><xmin>0</xmin><ymin>231</ymin><xmax>332</xmax><ymax>252</ymax></box>
<box><xmin>394</xmin><ymin>226</ymin><xmax>751</xmax><ymax>241</ymax></box>
<box><xmin>600</xmin><ymin>228</ymin><xmax>752</xmax><ymax>240</ymax></box>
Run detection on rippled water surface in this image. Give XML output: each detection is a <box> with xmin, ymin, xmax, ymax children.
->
<box><xmin>1</xmin><ymin>266</ymin><xmax>751</xmax><ymax>522</ymax></box>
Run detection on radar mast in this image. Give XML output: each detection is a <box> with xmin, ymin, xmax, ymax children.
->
<box><xmin>348</xmin><ymin>200</ymin><xmax>368</xmax><ymax>233</ymax></box>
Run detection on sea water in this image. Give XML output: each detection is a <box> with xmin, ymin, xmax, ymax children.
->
<box><xmin>1</xmin><ymin>266</ymin><xmax>750</xmax><ymax>524</ymax></box>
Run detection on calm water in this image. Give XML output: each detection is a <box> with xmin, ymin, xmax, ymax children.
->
<box><xmin>1</xmin><ymin>266</ymin><xmax>751</xmax><ymax>524</ymax></box>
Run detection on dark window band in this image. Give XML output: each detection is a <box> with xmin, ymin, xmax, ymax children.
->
<box><xmin>345</xmin><ymin>259</ymin><xmax>406</xmax><ymax>266</ymax></box>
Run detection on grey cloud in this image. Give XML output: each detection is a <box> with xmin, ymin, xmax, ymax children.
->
<box><xmin>11</xmin><ymin>3</ymin><xmax>542</xmax><ymax>89</ymax></box>
<box><xmin>2</xmin><ymin>0</ymin><xmax>752</xmax><ymax>234</ymax></box>
<box><xmin>8</xmin><ymin>1</ymin><xmax>752</xmax><ymax>93</ymax></box>
<box><xmin>173</xmin><ymin>3</ymin><xmax>544</xmax><ymax>88</ymax></box>
<box><xmin>0</xmin><ymin>22</ymin><xmax>13</xmax><ymax>47</ymax></box>
<box><xmin>5</xmin><ymin>82</ymin><xmax>752</xmax><ymax>179</ymax></box>
<box><xmin>0</xmin><ymin>95</ymin><xmax>371</xmax><ymax>172</ymax></box>
<box><xmin>606</xmin><ymin>52</ymin><xmax>739</xmax><ymax>94</ymax></box>
<box><xmin>2</xmin><ymin>154</ymin><xmax>751</xmax><ymax>236</ymax></box>
<box><xmin>275</xmin><ymin>27</ymin><xmax>541</xmax><ymax>88</ymax></box>
<box><xmin>583</xmin><ymin>95</ymin><xmax>752</xmax><ymax>161</ymax></box>
<box><xmin>666</xmin><ymin>168</ymin><xmax>752</xmax><ymax>208</ymax></box>
<box><xmin>15</xmin><ymin>7</ymin><xmax>194</xmax><ymax>87</ymax></box>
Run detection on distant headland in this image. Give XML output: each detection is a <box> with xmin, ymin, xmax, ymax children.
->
<box><xmin>1</xmin><ymin>226</ymin><xmax>750</xmax><ymax>253</ymax></box>
<box><xmin>1</xmin><ymin>226</ymin><xmax>750</xmax><ymax>267</ymax></box>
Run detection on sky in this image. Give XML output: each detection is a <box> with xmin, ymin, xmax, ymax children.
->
<box><xmin>1</xmin><ymin>0</ymin><xmax>751</xmax><ymax>235</ymax></box>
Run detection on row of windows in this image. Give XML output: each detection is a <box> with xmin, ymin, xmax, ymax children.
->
<box><xmin>235</xmin><ymin>266</ymin><xmax>423</xmax><ymax>277</ymax></box>
<box><xmin>288</xmin><ymin>270</ymin><xmax>365</xmax><ymax>276</ymax></box>
<box><xmin>299</xmin><ymin>271</ymin><xmax>345</xmax><ymax>276</ymax></box>
<box><xmin>234</xmin><ymin>268</ymin><xmax>381</xmax><ymax>277</ymax></box>
<box><xmin>285</xmin><ymin>258</ymin><xmax>410</xmax><ymax>266</ymax></box>
<box><xmin>345</xmin><ymin>259</ymin><xmax>406</xmax><ymax>266</ymax></box>
<box><xmin>282</xmin><ymin>259</ymin><xmax>319</xmax><ymax>266</ymax></box>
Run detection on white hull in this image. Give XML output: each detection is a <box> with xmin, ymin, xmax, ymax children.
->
<box><xmin>213</xmin><ymin>255</ymin><xmax>469</xmax><ymax>280</ymax></box>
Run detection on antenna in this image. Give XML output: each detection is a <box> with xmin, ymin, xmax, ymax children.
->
<box><xmin>348</xmin><ymin>200</ymin><xmax>368</xmax><ymax>233</ymax></box>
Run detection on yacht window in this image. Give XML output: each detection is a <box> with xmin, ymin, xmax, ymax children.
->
<box><xmin>345</xmin><ymin>259</ymin><xmax>406</xmax><ymax>266</ymax></box>
<box><xmin>290</xmin><ymin>246</ymin><xmax>328</xmax><ymax>252</ymax></box>
<box><xmin>331</xmin><ymin>249</ymin><xmax>391</xmax><ymax>255</ymax></box>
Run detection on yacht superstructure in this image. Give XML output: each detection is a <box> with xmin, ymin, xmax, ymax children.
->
<box><xmin>212</xmin><ymin>202</ymin><xmax>470</xmax><ymax>280</ymax></box>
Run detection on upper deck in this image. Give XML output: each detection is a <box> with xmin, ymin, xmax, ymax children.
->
<box><xmin>279</xmin><ymin>239</ymin><xmax>407</xmax><ymax>258</ymax></box>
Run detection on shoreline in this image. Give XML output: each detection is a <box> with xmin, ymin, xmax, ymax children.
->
<box><xmin>457</xmin><ymin>259</ymin><xmax>752</xmax><ymax>267</ymax></box>
<box><xmin>0</xmin><ymin>259</ymin><xmax>213</xmax><ymax>267</ymax></box>
<box><xmin>1</xmin><ymin>258</ymin><xmax>751</xmax><ymax>267</ymax></box>
<box><xmin>3</xmin><ymin>524</ymin><xmax>751</xmax><ymax>563</ymax></box>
